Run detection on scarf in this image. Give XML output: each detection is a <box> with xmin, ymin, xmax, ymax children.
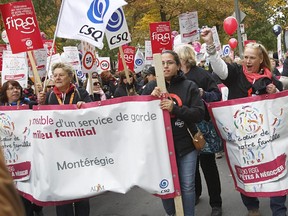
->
<box><xmin>243</xmin><ymin>67</ymin><xmax>272</xmax><ymax>84</ymax></box>
<box><xmin>53</xmin><ymin>83</ymin><xmax>75</xmax><ymax>100</ymax></box>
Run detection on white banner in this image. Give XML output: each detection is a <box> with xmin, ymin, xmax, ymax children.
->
<box><xmin>105</xmin><ymin>7</ymin><xmax>131</xmax><ymax>50</ymax></box>
<box><xmin>56</xmin><ymin>0</ymin><xmax>127</xmax><ymax>49</ymax></box>
<box><xmin>178</xmin><ymin>11</ymin><xmax>199</xmax><ymax>43</ymax></box>
<box><xmin>0</xmin><ymin>97</ymin><xmax>179</xmax><ymax>205</ymax></box>
<box><xmin>209</xmin><ymin>91</ymin><xmax>288</xmax><ymax>197</ymax></box>
<box><xmin>2</xmin><ymin>51</ymin><xmax>28</xmax><ymax>87</ymax></box>
<box><xmin>96</xmin><ymin>57</ymin><xmax>111</xmax><ymax>73</ymax></box>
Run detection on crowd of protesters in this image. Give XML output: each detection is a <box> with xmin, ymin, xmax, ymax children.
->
<box><xmin>1</xmin><ymin>36</ymin><xmax>288</xmax><ymax>216</ymax></box>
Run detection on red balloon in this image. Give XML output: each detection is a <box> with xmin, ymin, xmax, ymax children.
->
<box><xmin>229</xmin><ymin>38</ymin><xmax>238</xmax><ymax>49</ymax></box>
<box><xmin>223</xmin><ymin>16</ymin><xmax>238</xmax><ymax>35</ymax></box>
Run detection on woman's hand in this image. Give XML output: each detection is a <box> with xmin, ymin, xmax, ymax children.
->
<box><xmin>37</xmin><ymin>91</ymin><xmax>46</xmax><ymax>105</ymax></box>
<box><xmin>76</xmin><ymin>101</ymin><xmax>85</xmax><ymax>108</ymax></box>
<box><xmin>160</xmin><ymin>99</ymin><xmax>173</xmax><ymax>112</ymax></box>
<box><xmin>266</xmin><ymin>83</ymin><xmax>278</xmax><ymax>94</ymax></box>
<box><xmin>200</xmin><ymin>27</ymin><xmax>214</xmax><ymax>45</ymax></box>
<box><xmin>151</xmin><ymin>87</ymin><xmax>162</xmax><ymax>98</ymax></box>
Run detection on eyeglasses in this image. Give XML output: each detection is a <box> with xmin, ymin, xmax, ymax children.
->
<box><xmin>7</xmin><ymin>86</ymin><xmax>21</xmax><ymax>91</ymax></box>
<box><xmin>162</xmin><ymin>61</ymin><xmax>176</xmax><ymax>66</ymax></box>
<box><xmin>93</xmin><ymin>82</ymin><xmax>100</xmax><ymax>86</ymax></box>
<box><xmin>47</xmin><ymin>85</ymin><xmax>55</xmax><ymax>88</ymax></box>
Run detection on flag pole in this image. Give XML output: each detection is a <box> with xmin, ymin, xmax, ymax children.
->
<box><xmin>43</xmin><ymin>0</ymin><xmax>66</xmax><ymax>90</ymax></box>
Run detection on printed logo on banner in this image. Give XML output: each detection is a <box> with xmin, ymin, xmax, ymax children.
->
<box><xmin>222</xmin><ymin>45</ymin><xmax>230</xmax><ymax>56</ymax></box>
<box><xmin>159</xmin><ymin>179</ymin><xmax>170</xmax><ymax>193</ymax></box>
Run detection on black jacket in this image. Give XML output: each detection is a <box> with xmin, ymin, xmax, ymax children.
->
<box><xmin>185</xmin><ymin>66</ymin><xmax>222</xmax><ymax>121</ymax></box>
<box><xmin>45</xmin><ymin>87</ymin><xmax>92</xmax><ymax>105</ymax></box>
<box><xmin>142</xmin><ymin>71</ymin><xmax>205</xmax><ymax>157</ymax></box>
<box><xmin>222</xmin><ymin>63</ymin><xmax>283</xmax><ymax>99</ymax></box>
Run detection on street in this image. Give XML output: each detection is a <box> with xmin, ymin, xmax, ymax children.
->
<box><xmin>43</xmin><ymin>154</ymin><xmax>285</xmax><ymax>216</ymax></box>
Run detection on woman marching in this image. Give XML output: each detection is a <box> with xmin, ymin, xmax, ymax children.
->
<box><xmin>201</xmin><ymin>27</ymin><xmax>286</xmax><ymax>216</ymax></box>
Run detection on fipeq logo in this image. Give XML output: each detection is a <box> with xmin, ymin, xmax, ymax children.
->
<box><xmin>151</xmin><ymin>32</ymin><xmax>171</xmax><ymax>45</ymax></box>
<box><xmin>5</xmin><ymin>17</ymin><xmax>36</xmax><ymax>34</ymax></box>
<box><xmin>87</xmin><ymin>0</ymin><xmax>109</xmax><ymax>24</ymax></box>
<box><xmin>107</xmin><ymin>8</ymin><xmax>129</xmax><ymax>45</ymax></box>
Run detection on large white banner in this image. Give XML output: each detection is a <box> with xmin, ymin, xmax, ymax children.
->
<box><xmin>208</xmin><ymin>91</ymin><xmax>288</xmax><ymax>197</ymax></box>
<box><xmin>0</xmin><ymin>97</ymin><xmax>179</xmax><ymax>205</ymax></box>
<box><xmin>56</xmin><ymin>0</ymin><xmax>127</xmax><ymax>49</ymax></box>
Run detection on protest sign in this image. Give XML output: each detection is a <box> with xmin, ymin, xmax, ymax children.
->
<box><xmin>149</xmin><ymin>22</ymin><xmax>172</xmax><ymax>54</ymax></box>
<box><xmin>145</xmin><ymin>41</ymin><xmax>153</xmax><ymax>65</ymax></box>
<box><xmin>2</xmin><ymin>51</ymin><xmax>28</xmax><ymax>87</ymax></box>
<box><xmin>208</xmin><ymin>91</ymin><xmax>288</xmax><ymax>197</ymax></box>
<box><xmin>118</xmin><ymin>45</ymin><xmax>136</xmax><ymax>72</ymax></box>
<box><xmin>0</xmin><ymin>1</ymin><xmax>43</xmax><ymax>54</ymax></box>
<box><xmin>178</xmin><ymin>11</ymin><xmax>199</xmax><ymax>43</ymax></box>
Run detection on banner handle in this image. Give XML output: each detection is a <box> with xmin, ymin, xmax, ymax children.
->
<box><xmin>153</xmin><ymin>53</ymin><xmax>184</xmax><ymax>216</ymax></box>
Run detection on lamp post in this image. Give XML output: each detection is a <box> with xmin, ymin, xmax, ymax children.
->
<box><xmin>234</xmin><ymin>0</ymin><xmax>243</xmax><ymax>58</ymax></box>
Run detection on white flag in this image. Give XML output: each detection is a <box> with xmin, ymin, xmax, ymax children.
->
<box><xmin>105</xmin><ymin>7</ymin><xmax>131</xmax><ymax>50</ymax></box>
<box><xmin>56</xmin><ymin>0</ymin><xmax>127</xmax><ymax>49</ymax></box>
<box><xmin>134</xmin><ymin>49</ymin><xmax>145</xmax><ymax>73</ymax></box>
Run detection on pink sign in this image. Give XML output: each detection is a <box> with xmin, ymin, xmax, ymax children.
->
<box><xmin>118</xmin><ymin>45</ymin><xmax>136</xmax><ymax>72</ymax></box>
<box><xmin>0</xmin><ymin>1</ymin><xmax>43</xmax><ymax>54</ymax></box>
<box><xmin>149</xmin><ymin>22</ymin><xmax>172</xmax><ymax>54</ymax></box>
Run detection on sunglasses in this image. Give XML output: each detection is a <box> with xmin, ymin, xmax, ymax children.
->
<box><xmin>47</xmin><ymin>85</ymin><xmax>55</xmax><ymax>88</ymax></box>
<box><xmin>93</xmin><ymin>82</ymin><xmax>100</xmax><ymax>86</ymax></box>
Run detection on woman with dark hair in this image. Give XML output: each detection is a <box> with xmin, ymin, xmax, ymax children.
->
<box><xmin>174</xmin><ymin>43</ymin><xmax>223</xmax><ymax>216</ymax></box>
<box><xmin>100</xmin><ymin>70</ymin><xmax>118</xmax><ymax>99</ymax></box>
<box><xmin>142</xmin><ymin>50</ymin><xmax>205</xmax><ymax>216</ymax></box>
<box><xmin>0</xmin><ymin>80</ymin><xmax>37</xmax><ymax>216</ymax></box>
<box><xmin>0</xmin><ymin>80</ymin><xmax>36</xmax><ymax>108</ymax></box>
<box><xmin>114</xmin><ymin>70</ymin><xmax>138</xmax><ymax>97</ymax></box>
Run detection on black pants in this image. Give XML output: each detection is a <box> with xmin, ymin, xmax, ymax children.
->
<box><xmin>195</xmin><ymin>153</ymin><xmax>222</xmax><ymax>208</ymax></box>
<box><xmin>22</xmin><ymin>196</ymin><xmax>34</xmax><ymax>216</ymax></box>
<box><xmin>56</xmin><ymin>199</ymin><xmax>90</xmax><ymax>216</ymax></box>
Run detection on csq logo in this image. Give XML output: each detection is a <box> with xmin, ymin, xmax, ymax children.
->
<box><xmin>87</xmin><ymin>0</ymin><xmax>110</xmax><ymax>24</ymax></box>
<box><xmin>135</xmin><ymin>59</ymin><xmax>143</xmax><ymax>66</ymax></box>
<box><xmin>107</xmin><ymin>8</ymin><xmax>129</xmax><ymax>45</ymax></box>
<box><xmin>80</xmin><ymin>0</ymin><xmax>110</xmax><ymax>41</ymax></box>
<box><xmin>159</xmin><ymin>179</ymin><xmax>170</xmax><ymax>193</ymax></box>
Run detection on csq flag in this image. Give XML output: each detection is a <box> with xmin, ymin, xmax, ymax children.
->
<box><xmin>56</xmin><ymin>0</ymin><xmax>127</xmax><ymax>49</ymax></box>
<box><xmin>134</xmin><ymin>48</ymin><xmax>145</xmax><ymax>73</ymax></box>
